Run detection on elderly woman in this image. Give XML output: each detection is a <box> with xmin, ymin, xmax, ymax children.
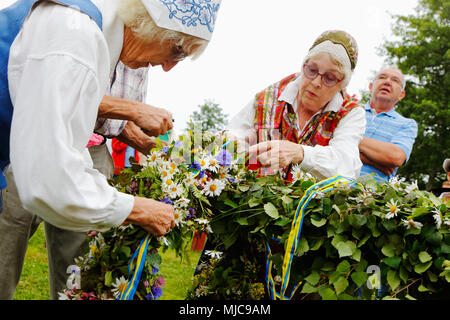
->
<box><xmin>193</xmin><ymin>31</ymin><xmax>366</xmax><ymax>294</ymax></box>
<box><xmin>229</xmin><ymin>30</ymin><xmax>366</xmax><ymax>180</ymax></box>
<box><xmin>5</xmin><ymin>0</ymin><xmax>221</xmax><ymax>234</ymax></box>
<box><xmin>0</xmin><ymin>0</ymin><xmax>221</xmax><ymax>299</ymax></box>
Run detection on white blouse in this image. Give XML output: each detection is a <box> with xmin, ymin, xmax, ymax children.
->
<box><xmin>8</xmin><ymin>0</ymin><xmax>134</xmax><ymax>232</ymax></box>
<box><xmin>227</xmin><ymin>76</ymin><xmax>366</xmax><ymax>180</ymax></box>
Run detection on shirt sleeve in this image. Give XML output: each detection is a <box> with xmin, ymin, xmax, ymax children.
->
<box><xmin>10</xmin><ymin>54</ymin><xmax>134</xmax><ymax>232</ymax></box>
<box><xmin>390</xmin><ymin>118</ymin><xmax>418</xmax><ymax>163</ymax></box>
<box><xmin>300</xmin><ymin>106</ymin><xmax>366</xmax><ymax>180</ymax></box>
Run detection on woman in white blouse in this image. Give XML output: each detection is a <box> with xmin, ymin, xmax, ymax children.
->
<box><xmin>228</xmin><ymin>30</ymin><xmax>366</xmax><ymax>180</ymax></box>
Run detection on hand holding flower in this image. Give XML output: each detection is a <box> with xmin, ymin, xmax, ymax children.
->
<box><xmin>248</xmin><ymin>140</ymin><xmax>304</xmax><ymax>170</ymax></box>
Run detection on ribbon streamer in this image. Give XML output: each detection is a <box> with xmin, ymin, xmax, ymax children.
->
<box><xmin>118</xmin><ymin>233</ymin><xmax>152</xmax><ymax>300</ymax></box>
<box><xmin>265</xmin><ymin>175</ymin><xmax>355</xmax><ymax>300</ymax></box>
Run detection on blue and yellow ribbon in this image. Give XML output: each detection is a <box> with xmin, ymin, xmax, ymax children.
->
<box><xmin>265</xmin><ymin>175</ymin><xmax>355</xmax><ymax>300</ymax></box>
<box><xmin>118</xmin><ymin>233</ymin><xmax>152</xmax><ymax>300</ymax></box>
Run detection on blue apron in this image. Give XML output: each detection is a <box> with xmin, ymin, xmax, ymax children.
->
<box><xmin>0</xmin><ymin>0</ymin><xmax>103</xmax><ymax>190</ymax></box>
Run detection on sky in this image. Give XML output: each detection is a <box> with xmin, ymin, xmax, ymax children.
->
<box><xmin>1</xmin><ymin>0</ymin><xmax>420</xmax><ymax>132</ymax></box>
<box><xmin>145</xmin><ymin>0</ymin><xmax>419</xmax><ymax>132</ymax></box>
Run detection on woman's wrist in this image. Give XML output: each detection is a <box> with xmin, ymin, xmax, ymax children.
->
<box><xmin>293</xmin><ymin>144</ymin><xmax>305</xmax><ymax>164</ymax></box>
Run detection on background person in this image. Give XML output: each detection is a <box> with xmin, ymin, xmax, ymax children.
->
<box><xmin>358</xmin><ymin>67</ymin><xmax>418</xmax><ymax>182</ymax></box>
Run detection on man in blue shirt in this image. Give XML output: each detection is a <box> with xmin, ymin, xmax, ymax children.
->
<box><xmin>359</xmin><ymin>67</ymin><xmax>418</xmax><ymax>182</ymax></box>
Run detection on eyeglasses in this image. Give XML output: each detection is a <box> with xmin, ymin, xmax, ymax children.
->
<box><xmin>302</xmin><ymin>63</ymin><xmax>343</xmax><ymax>87</ymax></box>
<box><xmin>171</xmin><ymin>45</ymin><xmax>187</xmax><ymax>62</ymax></box>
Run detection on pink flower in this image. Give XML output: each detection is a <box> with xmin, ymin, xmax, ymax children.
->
<box><xmin>88</xmin><ymin>231</ymin><xmax>97</xmax><ymax>237</ymax></box>
<box><xmin>157</xmin><ymin>276</ymin><xmax>165</xmax><ymax>287</ymax></box>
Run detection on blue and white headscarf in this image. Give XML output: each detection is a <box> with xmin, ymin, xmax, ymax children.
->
<box><xmin>141</xmin><ymin>0</ymin><xmax>221</xmax><ymax>40</ymax></box>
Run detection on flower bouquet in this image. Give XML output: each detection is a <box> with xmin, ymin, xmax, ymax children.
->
<box><xmin>59</xmin><ymin>129</ymin><xmax>248</xmax><ymax>300</ymax></box>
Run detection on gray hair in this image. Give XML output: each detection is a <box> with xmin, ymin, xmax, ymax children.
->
<box><xmin>374</xmin><ymin>66</ymin><xmax>406</xmax><ymax>90</ymax></box>
<box><xmin>116</xmin><ymin>0</ymin><xmax>209</xmax><ymax>60</ymax></box>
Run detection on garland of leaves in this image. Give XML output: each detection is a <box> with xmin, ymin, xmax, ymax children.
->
<box><xmin>59</xmin><ymin>129</ymin><xmax>450</xmax><ymax>300</ymax></box>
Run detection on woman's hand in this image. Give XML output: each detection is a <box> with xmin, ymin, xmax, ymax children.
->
<box><xmin>248</xmin><ymin>140</ymin><xmax>304</xmax><ymax>170</ymax></box>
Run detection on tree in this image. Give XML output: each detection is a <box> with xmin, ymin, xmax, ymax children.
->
<box><xmin>380</xmin><ymin>0</ymin><xmax>450</xmax><ymax>190</ymax></box>
<box><xmin>187</xmin><ymin>99</ymin><xmax>229</xmax><ymax>133</ymax></box>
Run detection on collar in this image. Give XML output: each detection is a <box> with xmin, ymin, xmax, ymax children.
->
<box><xmin>279</xmin><ymin>74</ymin><xmax>344</xmax><ymax>113</ymax></box>
<box><xmin>91</xmin><ymin>0</ymin><xmax>124</xmax><ymax>77</ymax></box>
<box><xmin>365</xmin><ymin>102</ymin><xmax>397</xmax><ymax>118</ymax></box>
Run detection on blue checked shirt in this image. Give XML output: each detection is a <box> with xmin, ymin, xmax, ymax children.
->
<box><xmin>360</xmin><ymin>102</ymin><xmax>418</xmax><ymax>182</ymax></box>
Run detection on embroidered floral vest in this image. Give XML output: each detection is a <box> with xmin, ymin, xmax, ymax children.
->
<box><xmin>252</xmin><ymin>73</ymin><xmax>360</xmax><ymax>147</ymax></box>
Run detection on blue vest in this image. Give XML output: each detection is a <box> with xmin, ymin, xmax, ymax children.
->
<box><xmin>0</xmin><ymin>0</ymin><xmax>103</xmax><ymax>189</ymax></box>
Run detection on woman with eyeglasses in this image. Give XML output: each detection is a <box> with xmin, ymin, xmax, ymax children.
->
<box><xmin>228</xmin><ymin>30</ymin><xmax>366</xmax><ymax>180</ymax></box>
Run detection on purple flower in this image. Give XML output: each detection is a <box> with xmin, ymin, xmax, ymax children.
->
<box><xmin>185</xmin><ymin>207</ymin><xmax>196</xmax><ymax>221</ymax></box>
<box><xmin>215</xmin><ymin>150</ymin><xmax>232</xmax><ymax>166</ymax></box>
<box><xmin>197</xmin><ymin>170</ymin><xmax>205</xmax><ymax>179</ymax></box>
<box><xmin>160</xmin><ymin>195</ymin><xmax>173</xmax><ymax>205</ymax></box>
<box><xmin>174</xmin><ymin>140</ymin><xmax>183</xmax><ymax>148</ymax></box>
<box><xmin>186</xmin><ymin>207</ymin><xmax>195</xmax><ymax>221</ymax></box>
<box><xmin>190</xmin><ymin>161</ymin><xmax>201</xmax><ymax>171</ymax></box>
<box><xmin>162</xmin><ymin>146</ymin><xmax>169</xmax><ymax>154</ymax></box>
<box><xmin>152</xmin><ymin>267</ymin><xmax>159</xmax><ymax>275</ymax></box>
<box><xmin>145</xmin><ymin>286</ymin><xmax>163</xmax><ymax>300</ymax></box>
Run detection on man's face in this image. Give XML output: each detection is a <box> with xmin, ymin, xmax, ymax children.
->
<box><xmin>369</xmin><ymin>68</ymin><xmax>406</xmax><ymax>105</ymax></box>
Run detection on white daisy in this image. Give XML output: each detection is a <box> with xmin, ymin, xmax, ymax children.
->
<box><xmin>167</xmin><ymin>182</ymin><xmax>184</xmax><ymax>199</ymax></box>
<box><xmin>388</xmin><ymin>176</ymin><xmax>401</xmax><ymax>186</ymax></box>
<box><xmin>205</xmin><ymin>250</ymin><xmax>223</xmax><ymax>260</ymax></box>
<box><xmin>162</xmin><ymin>177</ymin><xmax>175</xmax><ymax>190</ymax></box>
<box><xmin>195</xmin><ymin>218</ymin><xmax>210</xmax><ymax>225</ymax></box>
<box><xmin>183</xmin><ymin>175</ymin><xmax>197</xmax><ymax>186</ymax></box>
<box><xmin>432</xmin><ymin>209</ymin><xmax>442</xmax><ymax>229</ymax></box>
<box><xmin>404</xmin><ymin>180</ymin><xmax>419</xmax><ymax>193</ymax></box>
<box><xmin>206</xmin><ymin>156</ymin><xmax>220</xmax><ymax>173</ymax></box>
<box><xmin>173</xmin><ymin>208</ymin><xmax>186</xmax><ymax>226</ymax></box>
<box><xmin>444</xmin><ymin>217</ymin><xmax>450</xmax><ymax>226</ymax></box>
<box><xmin>202</xmin><ymin>179</ymin><xmax>226</xmax><ymax>197</ymax></box>
<box><xmin>386</xmin><ymin>199</ymin><xmax>400</xmax><ymax>219</ymax></box>
<box><xmin>111</xmin><ymin>276</ymin><xmax>129</xmax><ymax>298</ymax></box>
<box><xmin>197</xmin><ymin>158</ymin><xmax>209</xmax><ymax>170</ymax></box>
<box><xmin>175</xmin><ymin>197</ymin><xmax>190</xmax><ymax>208</ymax></box>
<box><xmin>157</xmin><ymin>236</ymin><xmax>170</xmax><ymax>246</ymax></box>
<box><xmin>234</xmin><ymin>170</ymin><xmax>246</xmax><ymax>184</ymax></box>
<box><xmin>194</xmin><ymin>218</ymin><xmax>213</xmax><ymax>233</ymax></box>
<box><xmin>147</xmin><ymin>151</ymin><xmax>162</xmax><ymax>166</ymax></box>
<box><xmin>402</xmin><ymin>219</ymin><xmax>423</xmax><ymax>230</ymax></box>
<box><xmin>291</xmin><ymin>165</ymin><xmax>312</xmax><ymax>182</ymax></box>
<box><xmin>350</xmin><ymin>189</ymin><xmax>373</xmax><ymax>204</ymax></box>
<box><xmin>57</xmin><ymin>292</ymin><xmax>70</xmax><ymax>300</ymax></box>
<box><xmin>314</xmin><ymin>191</ymin><xmax>325</xmax><ymax>200</ymax></box>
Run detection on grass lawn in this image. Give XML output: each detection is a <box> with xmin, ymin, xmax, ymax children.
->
<box><xmin>14</xmin><ymin>224</ymin><xmax>201</xmax><ymax>300</ymax></box>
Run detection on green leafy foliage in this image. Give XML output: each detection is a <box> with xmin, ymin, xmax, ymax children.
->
<box><xmin>189</xmin><ymin>173</ymin><xmax>450</xmax><ymax>300</ymax></box>
<box><xmin>380</xmin><ymin>0</ymin><xmax>450</xmax><ymax>189</ymax></box>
